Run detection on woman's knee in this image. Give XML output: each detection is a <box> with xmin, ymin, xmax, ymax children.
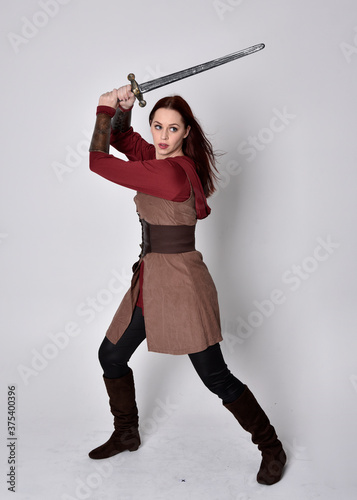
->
<box><xmin>202</xmin><ymin>368</ymin><xmax>245</xmax><ymax>402</ymax></box>
<box><xmin>98</xmin><ymin>337</ymin><xmax>114</xmax><ymax>368</ymax></box>
<box><xmin>98</xmin><ymin>337</ymin><xmax>129</xmax><ymax>377</ymax></box>
<box><xmin>189</xmin><ymin>344</ymin><xmax>245</xmax><ymax>402</ymax></box>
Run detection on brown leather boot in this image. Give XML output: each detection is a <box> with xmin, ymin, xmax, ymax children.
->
<box><xmin>89</xmin><ymin>369</ymin><xmax>141</xmax><ymax>459</ymax></box>
<box><xmin>224</xmin><ymin>386</ymin><xmax>286</xmax><ymax>485</ymax></box>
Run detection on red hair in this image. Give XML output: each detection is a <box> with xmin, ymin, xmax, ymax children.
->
<box><xmin>149</xmin><ymin>96</ymin><xmax>218</xmax><ymax>197</ymax></box>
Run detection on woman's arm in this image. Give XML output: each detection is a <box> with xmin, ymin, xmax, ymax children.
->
<box><xmin>109</xmin><ymin>85</ymin><xmax>155</xmax><ymax>161</ymax></box>
<box><xmin>89</xmin><ymin>89</ymin><xmax>119</xmax><ymax>153</ymax></box>
<box><xmin>89</xmin><ymin>151</ymin><xmax>190</xmax><ymax>201</ymax></box>
<box><xmin>88</xmin><ymin>87</ymin><xmax>154</xmax><ymax>159</ymax></box>
<box><xmin>110</xmin><ymin>85</ymin><xmax>134</xmax><ymax>134</ymax></box>
<box><xmin>111</xmin><ymin>104</ymin><xmax>132</xmax><ymax>133</ymax></box>
<box><xmin>110</xmin><ymin>127</ymin><xmax>156</xmax><ymax>161</ymax></box>
<box><xmin>89</xmin><ymin>88</ymin><xmax>190</xmax><ymax>201</ymax></box>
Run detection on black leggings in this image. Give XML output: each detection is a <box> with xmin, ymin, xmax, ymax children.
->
<box><xmin>99</xmin><ymin>306</ymin><xmax>245</xmax><ymax>404</ymax></box>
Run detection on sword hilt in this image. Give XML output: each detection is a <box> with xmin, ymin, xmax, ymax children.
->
<box><xmin>127</xmin><ymin>73</ymin><xmax>146</xmax><ymax>107</ymax></box>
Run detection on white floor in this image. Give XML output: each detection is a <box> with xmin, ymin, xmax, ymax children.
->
<box><xmin>4</xmin><ymin>372</ymin><xmax>356</xmax><ymax>500</ymax></box>
<box><xmin>10</xmin><ymin>419</ymin><xmax>356</xmax><ymax>500</ymax></box>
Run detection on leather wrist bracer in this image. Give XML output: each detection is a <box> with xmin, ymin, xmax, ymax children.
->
<box><xmin>89</xmin><ymin>113</ymin><xmax>111</xmax><ymax>153</ymax></box>
<box><xmin>111</xmin><ymin>106</ymin><xmax>132</xmax><ymax>133</ymax></box>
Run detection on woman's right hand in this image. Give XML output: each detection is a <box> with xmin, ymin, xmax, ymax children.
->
<box><xmin>98</xmin><ymin>84</ymin><xmax>135</xmax><ymax>110</ymax></box>
<box><xmin>117</xmin><ymin>84</ymin><xmax>135</xmax><ymax>110</ymax></box>
<box><xmin>98</xmin><ymin>89</ymin><xmax>119</xmax><ymax>109</ymax></box>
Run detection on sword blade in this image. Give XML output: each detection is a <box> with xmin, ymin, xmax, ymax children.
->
<box><xmin>139</xmin><ymin>43</ymin><xmax>265</xmax><ymax>94</ymax></box>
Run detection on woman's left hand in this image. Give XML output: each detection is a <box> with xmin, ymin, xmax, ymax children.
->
<box><xmin>98</xmin><ymin>89</ymin><xmax>119</xmax><ymax>109</ymax></box>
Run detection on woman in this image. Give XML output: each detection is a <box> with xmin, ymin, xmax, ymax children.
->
<box><xmin>88</xmin><ymin>85</ymin><xmax>286</xmax><ymax>485</ymax></box>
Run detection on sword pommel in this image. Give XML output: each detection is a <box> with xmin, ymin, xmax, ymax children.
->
<box><xmin>128</xmin><ymin>73</ymin><xmax>146</xmax><ymax>107</ymax></box>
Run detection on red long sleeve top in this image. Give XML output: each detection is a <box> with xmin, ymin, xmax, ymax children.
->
<box><xmin>90</xmin><ymin>106</ymin><xmax>191</xmax><ymax>201</ymax></box>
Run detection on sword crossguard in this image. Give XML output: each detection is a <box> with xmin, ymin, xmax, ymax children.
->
<box><xmin>127</xmin><ymin>73</ymin><xmax>146</xmax><ymax>108</ymax></box>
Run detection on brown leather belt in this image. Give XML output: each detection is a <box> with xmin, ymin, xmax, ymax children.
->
<box><xmin>140</xmin><ymin>219</ymin><xmax>196</xmax><ymax>257</ymax></box>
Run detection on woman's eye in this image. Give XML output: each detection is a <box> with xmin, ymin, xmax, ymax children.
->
<box><xmin>170</xmin><ymin>127</ymin><xmax>178</xmax><ymax>132</ymax></box>
<box><xmin>155</xmin><ymin>125</ymin><xmax>162</xmax><ymax>130</ymax></box>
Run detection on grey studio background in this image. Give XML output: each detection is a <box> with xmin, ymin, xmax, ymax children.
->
<box><xmin>1</xmin><ymin>0</ymin><xmax>357</xmax><ymax>499</ymax></box>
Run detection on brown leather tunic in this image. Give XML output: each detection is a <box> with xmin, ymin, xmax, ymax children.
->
<box><xmin>105</xmin><ymin>190</ymin><xmax>223</xmax><ymax>354</ymax></box>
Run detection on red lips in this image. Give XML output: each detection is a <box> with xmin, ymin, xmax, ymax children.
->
<box><xmin>158</xmin><ymin>143</ymin><xmax>169</xmax><ymax>149</ymax></box>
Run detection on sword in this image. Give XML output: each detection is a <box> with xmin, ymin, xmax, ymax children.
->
<box><xmin>128</xmin><ymin>43</ymin><xmax>265</xmax><ymax>107</ymax></box>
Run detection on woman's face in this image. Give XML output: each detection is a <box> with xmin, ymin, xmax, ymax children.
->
<box><xmin>150</xmin><ymin>108</ymin><xmax>190</xmax><ymax>159</ymax></box>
